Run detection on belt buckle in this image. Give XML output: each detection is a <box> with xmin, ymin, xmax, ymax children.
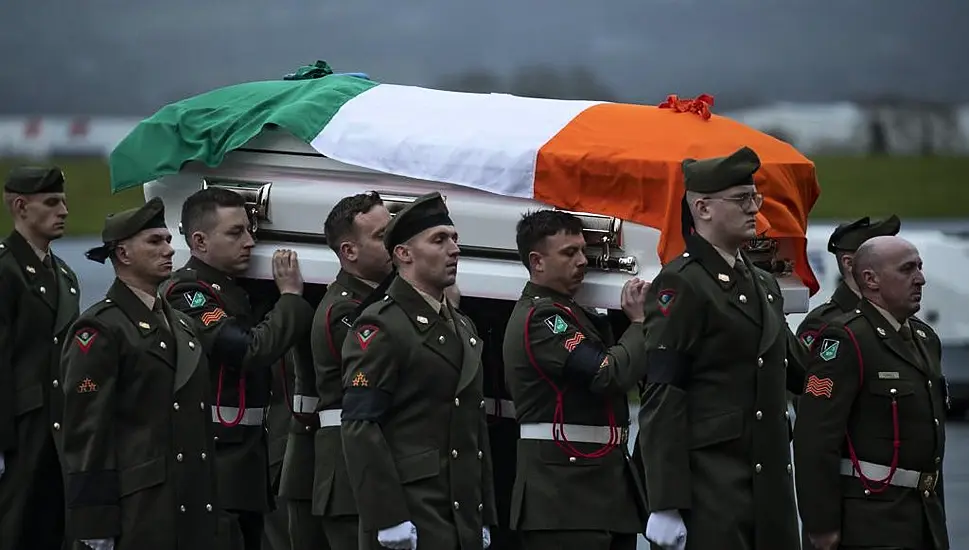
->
<box><xmin>918</xmin><ymin>470</ymin><xmax>938</xmax><ymax>493</ymax></box>
<box><xmin>619</xmin><ymin>425</ymin><xmax>629</xmax><ymax>446</ymax></box>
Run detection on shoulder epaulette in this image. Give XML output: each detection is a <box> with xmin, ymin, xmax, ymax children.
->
<box><xmin>832</xmin><ymin>308</ymin><xmax>865</xmax><ymax>329</ymax></box>
<box><xmin>84</xmin><ymin>297</ymin><xmax>118</xmax><ymax>319</ymax></box>
<box><xmin>666</xmin><ymin>252</ymin><xmax>694</xmax><ymax>273</ymax></box>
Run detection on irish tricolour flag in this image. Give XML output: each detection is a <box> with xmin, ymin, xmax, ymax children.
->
<box><xmin>110</xmin><ymin>69</ymin><xmax>820</xmax><ymax>292</ymax></box>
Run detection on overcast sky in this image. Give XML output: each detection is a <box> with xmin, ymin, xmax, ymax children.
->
<box><xmin>2</xmin><ymin>0</ymin><xmax>966</xmax><ymax>115</ymax></box>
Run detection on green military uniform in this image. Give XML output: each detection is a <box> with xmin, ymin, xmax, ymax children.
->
<box><xmin>309</xmin><ymin>269</ymin><xmax>375</xmax><ymax>549</ymax></box>
<box><xmin>160</xmin><ymin>256</ymin><xmax>314</xmax><ymax>549</ymax></box>
<box><xmin>261</xmin><ymin>345</ymin><xmax>294</xmax><ymax>550</ymax></box>
<box><xmin>0</xmin><ymin>167</ymin><xmax>79</xmax><ymax>550</ymax></box>
<box><xmin>795</xmin><ymin>215</ymin><xmax>901</xmax><ymax>348</ymax></box>
<box><xmin>638</xmin><ymin>147</ymin><xmax>805</xmax><ymax>550</ymax></box>
<box><xmin>61</xmin><ymin>198</ymin><xmax>219</xmax><ymax>549</ymax></box>
<box><xmin>461</xmin><ymin>297</ymin><xmax>520</xmax><ymax>550</ymax></box>
<box><xmin>502</xmin><ymin>281</ymin><xmax>648</xmax><ymax>549</ymax></box>
<box><xmin>793</xmin><ymin>300</ymin><xmax>949</xmax><ymax>549</ymax></box>
<box><xmin>340</xmin><ymin>193</ymin><xmax>497</xmax><ymax>549</ymax></box>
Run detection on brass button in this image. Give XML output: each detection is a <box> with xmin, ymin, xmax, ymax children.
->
<box><xmin>754</xmin><ymin>464</ymin><xmax>762</xmax><ymax>473</ymax></box>
<box><xmin>757</xmin><ymin>358</ymin><xmax>764</xmax><ymax>367</ymax></box>
<box><xmin>864</xmin><ymin>489</ymin><xmax>871</xmax><ymax>496</ymax></box>
<box><xmin>784</xmin><ymin>358</ymin><xmax>788</xmax><ymax>367</ymax></box>
<box><xmin>478</xmin><ymin>503</ymin><xmax>483</xmax><ymax>512</ymax></box>
<box><xmin>453</xmin><ymin>501</ymin><xmax>460</xmax><ymax>510</ymax></box>
<box><xmin>755</xmin><ymin>411</ymin><xmax>763</xmax><ymax>420</ymax></box>
<box><xmin>439</xmin><ymin>335</ymin><xmax>446</xmax><ymax>344</ymax></box>
<box><xmin>70</xmin><ymin>287</ymin><xmax>77</xmax><ymax>295</ymax></box>
<box><xmin>180</xmin><ymin>505</ymin><xmax>186</xmax><ymax>513</ymax></box>
<box><xmin>935</xmin><ymin>457</ymin><xmax>941</xmax><ymax>464</ymax></box>
<box><xmin>786</xmin><ymin>464</ymin><xmax>793</xmax><ymax>474</ymax></box>
<box><xmin>454</xmin><ymin>398</ymin><xmax>460</xmax><ymax>407</ymax></box>
<box><xmin>53</xmin><ymin>422</ymin><xmax>60</xmax><ymax>431</ymax></box>
<box><xmin>214</xmin><ymin>436</ymin><xmax>220</xmax><ymax>442</ymax></box>
<box><xmin>53</xmin><ymin>336</ymin><xmax>59</xmax><ymax>345</ymax></box>
<box><xmin>52</xmin><ymin>380</ymin><xmax>59</xmax><ymax>388</ymax></box>
<box><xmin>173</xmin><ymin>402</ymin><xmax>180</xmax><ymax>411</ymax></box>
<box><xmin>569</xmin><ymin>456</ymin><xmax>577</xmax><ymax>463</ymax></box>
<box><xmin>479</xmin><ymin>400</ymin><xmax>485</xmax><ymax>409</ymax></box>
<box><xmin>201</xmin><ymin>452</ymin><xmax>207</xmax><ymax>460</ymax></box>
<box><xmin>739</xmin><ymin>294</ymin><xmax>747</xmax><ymax>303</ymax></box>
<box><xmin>470</xmin><ymin>337</ymin><xmax>477</xmax><ymax>346</ymax></box>
<box><xmin>928</xmin><ymin>380</ymin><xmax>933</xmax><ymax>388</ymax></box>
<box><xmin>160</xmin><ymin>342</ymin><xmax>167</xmax><ymax>349</ymax></box>
<box><xmin>451</xmin><ymin>450</ymin><xmax>458</xmax><ymax>459</ymax></box>
<box><xmin>189</xmin><ymin>341</ymin><xmax>196</xmax><ymax>350</ymax></box>
<box><xmin>934</xmin><ymin>418</ymin><xmax>940</xmax><ymax>426</ymax></box>
<box><xmin>477</xmin><ymin>451</ymin><xmax>483</xmax><ymax>460</ymax></box>
<box><xmin>924</xmin><ymin>490</ymin><xmax>931</xmax><ymax>498</ymax></box>
<box><xmin>200</xmin><ymin>402</ymin><xmax>205</xmax><ymax>410</ymax></box>
<box><xmin>784</xmin><ymin>411</ymin><xmax>790</xmax><ymax>419</ymax></box>
<box><xmin>40</xmin><ymin>286</ymin><xmax>46</xmax><ymax>294</ymax></box>
<box><xmin>304</xmin><ymin>425</ymin><xmax>313</xmax><ymax>432</ymax></box>
<box><xmin>206</xmin><ymin>504</ymin><xmax>213</xmax><ymax>512</ymax></box>
<box><xmin>176</xmin><ymin>453</ymin><xmax>183</xmax><ymax>462</ymax></box>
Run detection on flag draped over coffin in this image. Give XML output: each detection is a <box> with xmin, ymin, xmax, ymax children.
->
<box><xmin>109</xmin><ymin>65</ymin><xmax>821</xmax><ymax>294</ymax></box>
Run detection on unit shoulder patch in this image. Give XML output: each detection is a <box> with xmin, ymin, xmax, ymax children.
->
<box><xmin>818</xmin><ymin>338</ymin><xmax>840</xmax><ymax>361</ymax></box>
<box><xmin>657</xmin><ymin>289</ymin><xmax>676</xmax><ymax>315</ymax></box>
<box><xmin>184</xmin><ymin>291</ymin><xmax>207</xmax><ymax>308</ymax></box>
<box><xmin>543</xmin><ymin>314</ymin><xmax>568</xmax><ymax>334</ymax></box>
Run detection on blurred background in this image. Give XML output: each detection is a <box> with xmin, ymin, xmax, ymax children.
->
<box><xmin>1</xmin><ymin>1</ymin><xmax>968</xmax><ymax>543</ymax></box>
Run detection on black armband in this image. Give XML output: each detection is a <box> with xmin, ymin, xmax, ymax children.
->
<box><xmin>342</xmin><ymin>387</ymin><xmax>392</xmax><ymax>422</ymax></box>
<box><xmin>211</xmin><ymin>319</ymin><xmax>251</xmax><ymax>368</ymax></box>
<box><xmin>67</xmin><ymin>470</ymin><xmax>119</xmax><ymax>507</ymax></box>
<box><xmin>563</xmin><ymin>340</ymin><xmax>607</xmax><ymax>387</ymax></box>
<box><xmin>645</xmin><ymin>349</ymin><xmax>692</xmax><ymax>389</ymax></box>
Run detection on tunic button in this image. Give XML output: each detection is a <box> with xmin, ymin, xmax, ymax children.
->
<box><xmin>864</xmin><ymin>489</ymin><xmax>871</xmax><ymax>496</ymax></box>
<box><xmin>200</xmin><ymin>402</ymin><xmax>205</xmax><ymax>410</ymax></box>
<box><xmin>53</xmin><ymin>336</ymin><xmax>59</xmax><ymax>345</ymax></box>
<box><xmin>453</xmin><ymin>501</ymin><xmax>460</xmax><ymax>510</ymax></box>
<box><xmin>52</xmin><ymin>380</ymin><xmax>59</xmax><ymax>388</ymax></box>
<box><xmin>40</xmin><ymin>286</ymin><xmax>46</xmax><ymax>294</ymax></box>
<box><xmin>454</xmin><ymin>398</ymin><xmax>460</xmax><ymax>407</ymax></box>
<box><xmin>451</xmin><ymin>450</ymin><xmax>458</xmax><ymax>459</ymax></box>
<box><xmin>754</xmin><ymin>464</ymin><xmax>762</xmax><ymax>473</ymax></box>
<box><xmin>935</xmin><ymin>457</ymin><xmax>941</xmax><ymax>464</ymax></box>
<box><xmin>176</xmin><ymin>453</ymin><xmax>184</xmax><ymax>462</ymax></box>
<box><xmin>304</xmin><ymin>425</ymin><xmax>313</xmax><ymax>432</ymax></box>
<box><xmin>439</xmin><ymin>335</ymin><xmax>446</xmax><ymax>344</ymax></box>
<box><xmin>755</xmin><ymin>411</ymin><xmax>763</xmax><ymax>420</ymax></box>
<box><xmin>478</xmin><ymin>503</ymin><xmax>483</xmax><ymax>512</ymax></box>
<box><xmin>70</xmin><ymin>287</ymin><xmax>77</xmax><ymax>295</ymax></box>
<box><xmin>470</xmin><ymin>337</ymin><xmax>477</xmax><ymax>346</ymax></box>
<box><xmin>206</xmin><ymin>504</ymin><xmax>213</xmax><ymax>512</ymax></box>
<box><xmin>189</xmin><ymin>341</ymin><xmax>196</xmax><ymax>350</ymax></box>
<box><xmin>201</xmin><ymin>452</ymin><xmax>207</xmax><ymax>460</ymax></box>
<box><xmin>924</xmin><ymin>490</ymin><xmax>931</xmax><ymax>498</ymax></box>
<box><xmin>569</xmin><ymin>456</ymin><xmax>577</xmax><ymax>464</ymax></box>
<box><xmin>784</xmin><ymin>411</ymin><xmax>790</xmax><ymax>419</ymax></box>
<box><xmin>784</xmin><ymin>358</ymin><xmax>788</xmax><ymax>367</ymax></box>
<box><xmin>180</xmin><ymin>505</ymin><xmax>186</xmax><ymax>513</ymax></box>
<box><xmin>160</xmin><ymin>342</ymin><xmax>167</xmax><ymax>349</ymax></box>
<box><xmin>787</xmin><ymin>464</ymin><xmax>793</xmax><ymax>474</ymax></box>
<box><xmin>479</xmin><ymin>400</ymin><xmax>485</xmax><ymax>409</ymax></box>
<box><xmin>757</xmin><ymin>358</ymin><xmax>764</xmax><ymax>367</ymax></box>
<box><xmin>928</xmin><ymin>380</ymin><xmax>933</xmax><ymax>388</ymax></box>
<box><xmin>53</xmin><ymin>422</ymin><xmax>60</xmax><ymax>431</ymax></box>
<box><xmin>173</xmin><ymin>402</ymin><xmax>180</xmax><ymax>411</ymax></box>
<box><xmin>477</xmin><ymin>451</ymin><xmax>483</xmax><ymax>460</ymax></box>
<box><xmin>934</xmin><ymin>418</ymin><xmax>940</xmax><ymax>426</ymax></box>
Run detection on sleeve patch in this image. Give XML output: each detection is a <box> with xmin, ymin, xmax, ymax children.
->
<box><xmin>185</xmin><ymin>291</ymin><xmax>207</xmax><ymax>308</ymax></box>
<box><xmin>355</xmin><ymin>324</ymin><xmax>379</xmax><ymax>350</ymax></box>
<box><xmin>818</xmin><ymin>338</ymin><xmax>840</xmax><ymax>361</ymax></box>
<box><xmin>351</xmin><ymin>371</ymin><xmax>370</xmax><ymax>387</ymax></box>
<box><xmin>799</xmin><ymin>330</ymin><xmax>818</xmax><ymax>348</ymax></box>
<box><xmin>805</xmin><ymin>374</ymin><xmax>834</xmax><ymax>398</ymax></box>
<box><xmin>77</xmin><ymin>377</ymin><xmax>99</xmax><ymax>393</ymax></box>
<box><xmin>200</xmin><ymin>308</ymin><xmax>227</xmax><ymax>326</ymax></box>
<box><xmin>544</xmin><ymin>314</ymin><xmax>568</xmax><ymax>334</ymax></box>
<box><xmin>657</xmin><ymin>289</ymin><xmax>676</xmax><ymax>315</ymax></box>
<box><xmin>73</xmin><ymin>328</ymin><xmax>98</xmax><ymax>353</ymax></box>
<box><xmin>563</xmin><ymin>332</ymin><xmax>585</xmax><ymax>352</ymax></box>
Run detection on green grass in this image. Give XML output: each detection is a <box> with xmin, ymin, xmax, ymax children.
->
<box><xmin>0</xmin><ymin>155</ymin><xmax>965</xmax><ymax>235</ymax></box>
<box><xmin>0</xmin><ymin>158</ymin><xmax>144</xmax><ymax>237</ymax></box>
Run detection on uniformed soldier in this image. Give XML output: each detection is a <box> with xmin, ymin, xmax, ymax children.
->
<box><xmin>340</xmin><ymin>191</ymin><xmax>496</xmax><ymax>550</ymax></box>
<box><xmin>501</xmin><ymin>209</ymin><xmax>649</xmax><ymax>550</ymax></box>
<box><xmin>61</xmin><ymin>198</ymin><xmax>218</xmax><ymax>550</ymax></box>
<box><xmin>638</xmin><ymin>146</ymin><xmax>805</xmax><ymax>550</ymax></box>
<box><xmin>795</xmin><ymin>215</ymin><xmax>901</xmax><ymax>348</ymax></box>
<box><xmin>159</xmin><ymin>188</ymin><xmax>315</xmax><ymax>550</ymax></box>
<box><xmin>0</xmin><ymin>166</ymin><xmax>79</xmax><ymax>550</ymax></box>
<box><xmin>261</xmin><ymin>354</ymin><xmax>293</xmax><ymax>550</ymax></box>
<box><xmin>306</xmin><ymin>191</ymin><xmax>392</xmax><ymax>550</ymax></box>
<box><xmin>794</xmin><ymin>236</ymin><xmax>949</xmax><ymax>550</ymax></box>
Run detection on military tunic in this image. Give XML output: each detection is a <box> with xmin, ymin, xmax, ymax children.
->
<box><xmin>60</xmin><ymin>279</ymin><xmax>218</xmax><ymax>549</ymax></box>
<box><xmin>341</xmin><ymin>276</ymin><xmax>497</xmax><ymax>549</ymax></box>
<box><xmin>309</xmin><ymin>269</ymin><xmax>374</xmax><ymax>550</ymax></box>
<box><xmin>160</xmin><ymin>257</ymin><xmax>314</xmax><ymax>519</ymax></box>
<box><xmin>261</xmin><ymin>345</ymin><xmax>295</xmax><ymax>550</ymax></box>
<box><xmin>793</xmin><ymin>300</ymin><xmax>949</xmax><ymax>549</ymax></box>
<box><xmin>502</xmin><ymin>282</ymin><xmax>647</xmax><ymax>548</ymax></box>
<box><xmin>638</xmin><ymin>234</ymin><xmax>804</xmax><ymax>550</ymax></box>
<box><xmin>0</xmin><ymin>231</ymin><xmax>80</xmax><ymax>550</ymax></box>
<box><xmin>795</xmin><ymin>281</ymin><xmax>860</xmax><ymax>349</ymax></box>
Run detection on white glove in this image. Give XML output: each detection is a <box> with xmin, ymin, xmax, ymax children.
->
<box><xmin>81</xmin><ymin>540</ymin><xmax>115</xmax><ymax>550</ymax></box>
<box><xmin>377</xmin><ymin>520</ymin><xmax>417</xmax><ymax>549</ymax></box>
<box><xmin>645</xmin><ymin>510</ymin><xmax>687</xmax><ymax>550</ymax></box>
<box><xmin>0</xmin><ymin>452</ymin><xmax>5</xmax><ymax>480</ymax></box>
<box><xmin>482</xmin><ymin>526</ymin><xmax>491</xmax><ymax>548</ymax></box>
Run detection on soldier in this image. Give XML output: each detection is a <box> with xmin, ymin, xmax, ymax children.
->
<box><xmin>61</xmin><ymin>198</ymin><xmax>218</xmax><ymax>549</ymax></box>
<box><xmin>638</xmin><ymin>146</ymin><xmax>805</xmax><ymax>550</ymax></box>
<box><xmin>501</xmin><ymin>209</ymin><xmax>649</xmax><ymax>550</ymax></box>
<box><xmin>794</xmin><ymin>236</ymin><xmax>949</xmax><ymax>550</ymax></box>
<box><xmin>795</xmin><ymin>215</ymin><xmax>901</xmax><ymax>348</ymax></box>
<box><xmin>306</xmin><ymin>191</ymin><xmax>392</xmax><ymax>550</ymax></box>
<box><xmin>340</xmin><ymin>191</ymin><xmax>496</xmax><ymax>550</ymax></box>
<box><xmin>0</xmin><ymin>166</ymin><xmax>79</xmax><ymax>550</ymax></box>
<box><xmin>160</xmin><ymin>188</ymin><xmax>315</xmax><ymax>550</ymax></box>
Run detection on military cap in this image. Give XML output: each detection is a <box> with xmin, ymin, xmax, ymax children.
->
<box><xmin>85</xmin><ymin>197</ymin><xmax>168</xmax><ymax>264</ymax></box>
<box><xmin>682</xmin><ymin>146</ymin><xmax>761</xmax><ymax>194</ymax></box>
<box><xmin>383</xmin><ymin>191</ymin><xmax>453</xmax><ymax>252</ymax></box>
<box><xmin>827</xmin><ymin>214</ymin><xmax>901</xmax><ymax>254</ymax></box>
<box><xmin>4</xmin><ymin>166</ymin><xmax>65</xmax><ymax>194</ymax></box>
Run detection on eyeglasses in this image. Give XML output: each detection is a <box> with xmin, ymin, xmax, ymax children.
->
<box><xmin>706</xmin><ymin>192</ymin><xmax>764</xmax><ymax>210</ymax></box>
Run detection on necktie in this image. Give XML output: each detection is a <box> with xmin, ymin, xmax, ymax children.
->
<box><xmin>734</xmin><ymin>260</ymin><xmax>751</xmax><ymax>282</ymax></box>
<box><xmin>42</xmin><ymin>255</ymin><xmax>52</xmax><ymax>270</ymax></box>
<box><xmin>898</xmin><ymin>325</ymin><xmax>923</xmax><ymax>360</ymax></box>
<box><xmin>440</xmin><ymin>305</ymin><xmax>456</xmax><ymax>333</ymax></box>
<box><xmin>152</xmin><ymin>299</ymin><xmax>171</xmax><ymax>331</ymax></box>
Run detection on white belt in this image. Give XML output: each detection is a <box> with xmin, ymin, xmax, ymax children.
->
<box><xmin>839</xmin><ymin>459</ymin><xmax>935</xmax><ymax>490</ymax></box>
<box><xmin>318</xmin><ymin>409</ymin><xmax>342</xmax><ymax>427</ymax></box>
<box><xmin>211</xmin><ymin>406</ymin><xmax>266</xmax><ymax>426</ymax></box>
<box><xmin>292</xmin><ymin>394</ymin><xmax>319</xmax><ymax>414</ymax></box>
<box><xmin>483</xmin><ymin>398</ymin><xmax>516</xmax><ymax>419</ymax></box>
<box><xmin>519</xmin><ymin>422</ymin><xmax>625</xmax><ymax>445</ymax></box>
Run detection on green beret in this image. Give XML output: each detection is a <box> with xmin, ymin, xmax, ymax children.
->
<box><xmin>4</xmin><ymin>166</ymin><xmax>65</xmax><ymax>194</ymax></box>
<box><xmin>682</xmin><ymin>146</ymin><xmax>761</xmax><ymax>194</ymax></box>
<box><xmin>85</xmin><ymin>197</ymin><xmax>168</xmax><ymax>263</ymax></box>
<box><xmin>827</xmin><ymin>215</ymin><xmax>901</xmax><ymax>254</ymax></box>
<box><xmin>383</xmin><ymin>191</ymin><xmax>453</xmax><ymax>252</ymax></box>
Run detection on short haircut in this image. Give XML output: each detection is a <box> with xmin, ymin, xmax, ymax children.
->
<box><xmin>515</xmin><ymin>209</ymin><xmax>584</xmax><ymax>270</ymax></box>
<box><xmin>323</xmin><ymin>191</ymin><xmax>385</xmax><ymax>254</ymax></box>
<box><xmin>180</xmin><ymin>188</ymin><xmax>246</xmax><ymax>243</ymax></box>
<box><xmin>851</xmin><ymin>240</ymin><xmax>879</xmax><ymax>290</ymax></box>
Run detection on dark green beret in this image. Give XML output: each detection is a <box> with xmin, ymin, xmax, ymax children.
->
<box><xmin>682</xmin><ymin>146</ymin><xmax>761</xmax><ymax>194</ymax></box>
<box><xmin>85</xmin><ymin>197</ymin><xmax>168</xmax><ymax>263</ymax></box>
<box><xmin>4</xmin><ymin>166</ymin><xmax>65</xmax><ymax>194</ymax></box>
<box><xmin>827</xmin><ymin>215</ymin><xmax>901</xmax><ymax>254</ymax></box>
<box><xmin>383</xmin><ymin>191</ymin><xmax>453</xmax><ymax>252</ymax></box>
